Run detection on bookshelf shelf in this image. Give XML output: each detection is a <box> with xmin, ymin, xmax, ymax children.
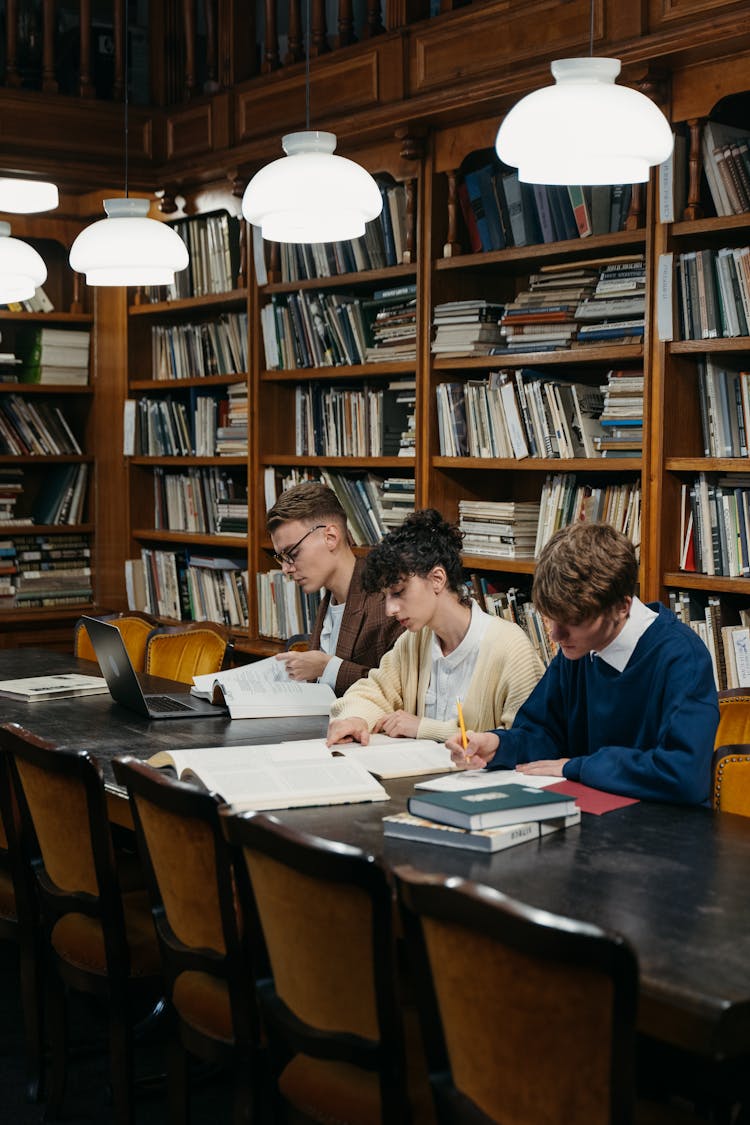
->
<box><xmin>261</xmin><ymin>363</ymin><xmax>417</xmax><ymax>381</ymax></box>
<box><xmin>0</xmin><ymin>454</ymin><xmax>93</xmax><ymax>464</ymax></box>
<box><xmin>129</xmin><ymin>289</ymin><xmax>247</xmax><ymax>317</ymax></box>
<box><xmin>262</xmin><ymin>265</ymin><xmax>417</xmax><ymax>295</ymax></box>
<box><xmin>129</xmin><ymin>373</ymin><xmax>248</xmax><ymax>391</ymax></box>
<box><xmin>129</xmin><ymin>456</ymin><xmax>248</xmax><ymax>467</ymax></box>
<box><xmin>663</xmin><ymin>572</ymin><xmax>750</xmax><ymax>594</ymax></box>
<box><xmin>666</xmin><ymin>457</ymin><xmax>750</xmax><ymax>471</ymax></box>
<box><xmin>461</xmin><ymin>554</ymin><xmax>536</xmax><ymax>573</ymax></box>
<box><xmin>133</xmin><ymin>529</ymin><xmax>248</xmax><ymax>548</ymax></box>
<box><xmin>435</xmin><ymin>229</ymin><xmax>647</xmax><ymax>273</ymax></box>
<box><xmin>260</xmin><ymin>454</ymin><xmax>415</xmax><ymax>469</ymax></box>
<box><xmin>672</xmin><ymin>214</ymin><xmax>750</xmax><ymax>238</ymax></box>
<box><xmin>432</xmin><ymin>456</ymin><xmax>642</xmax><ymax>472</ymax></box>
<box><xmin>669</xmin><ymin>340</ymin><xmax>750</xmax><ymax>355</ymax></box>
<box><xmin>0</xmin><ymin>606</ymin><xmax>94</xmax><ymax>624</ymax></box>
<box><xmin>432</xmin><ymin>345</ymin><xmax>644</xmax><ymax>371</ymax></box>
<box><xmin>0</xmin><ymin>312</ymin><xmax>93</xmax><ymax>324</ymax></box>
<box><xmin>0</xmin><ymin>385</ymin><xmax>93</xmax><ymax>395</ymax></box>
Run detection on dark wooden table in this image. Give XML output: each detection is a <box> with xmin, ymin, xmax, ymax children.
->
<box><xmin>3</xmin><ymin>649</ymin><xmax>750</xmax><ymax>1063</ymax></box>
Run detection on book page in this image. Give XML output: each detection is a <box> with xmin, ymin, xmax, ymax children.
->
<box><xmin>195</xmin><ymin>757</ymin><xmax>388</xmax><ymax>811</ymax></box>
<box><xmin>192</xmin><ymin>655</ymin><xmax>290</xmax><ymax>698</ymax></box>
<box><xmin>414</xmin><ymin>768</ymin><xmax>562</xmax><ymax>792</ymax></box>
<box><xmin>276</xmin><ymin>735</ymin><xmax>455</xmax><ymax>779</ymax></box>
<box><xmin>148</xmin><ymin>742</ymin><xmax>331</xmax><ymax>772</ymax></box>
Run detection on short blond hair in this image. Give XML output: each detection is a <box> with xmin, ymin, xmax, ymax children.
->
<box><xmin>532</xmin><ymin>523</ymin><xmax>638</xmax><ymax>624</ymax></box>
<box><xmin>266</xmin><ymin>482</ymin><xmax>347</xmax><ymax>534</ymax></box>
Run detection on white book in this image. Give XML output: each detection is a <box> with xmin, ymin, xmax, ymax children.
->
<box><xmin>191</xmin><ymin>656</ymin><xmax>335</xmax><ymax>718</ymax></box>
<box><xmin>414</xmin><ymin>768</ymin><xmax>563</xmax><ymax>792</ymax></box>
<box><xmin>0</xmin><ymin>673</ymin><xmax>109</xmax><ymax>702</ymax></box>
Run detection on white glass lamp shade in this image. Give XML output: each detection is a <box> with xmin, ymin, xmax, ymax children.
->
<box><xmin>242</xmin><ymin>131</ymin><xmax>383</xmax><ymax>243</ymax></box>
<box><xmin>69</xmin><ymin>198</ymin><xmax>190</xmax><ymax>286</ymax></box>
<box><xmin>0</xmin><ymin>221</ymin><xmax>47</xmax><ymax>304</ymax></box>
<box><xmin>496</xmin><ymin>58</ymin><xmax>674</xmax><ymax>185</ymax></box>
<box><xmin>0</xmin><ymin>177</ymin><xmax>59</xmax><ymax>214</ymax></box>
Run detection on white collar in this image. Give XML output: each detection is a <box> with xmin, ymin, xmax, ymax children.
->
<box><xmin>593</xmin><ymin>596</ymin><xmax>657</xmax><ymax>672</ymax></box>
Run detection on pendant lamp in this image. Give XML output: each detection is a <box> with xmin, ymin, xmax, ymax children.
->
<box><xmin>0</xmin><ymin>177</ymin><xmax>58</xmax><ymax>214</ymax></box>
<box><xmin>242</xmin><ymin>0</ymin><xmax>382</xmax><ymax>242</ymax></box>
<box><xmin>69</xmin><ymin>3</ymin><xmax>189</xmax><ymax>286</ymax></box>
<box><xmin>0</xmin><ymin>222</ymin><xmax>47</xmax><ymax>304</ymax></box>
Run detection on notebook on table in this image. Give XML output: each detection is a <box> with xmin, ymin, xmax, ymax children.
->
<box><xmin>81</xmin><ymin>616</ymin><xmax>228</xmax><ymax>720</ymax></box>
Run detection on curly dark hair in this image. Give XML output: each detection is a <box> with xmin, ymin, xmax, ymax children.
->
<box><xmin>363</xmin><ymin>509</ymin><xmax>469</xmax><ymax>604</ymax></box>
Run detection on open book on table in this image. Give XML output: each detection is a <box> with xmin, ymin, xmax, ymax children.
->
<box><xmin>146</xmin><ymin>734</ymin><xmax>456</xmax><ymax>809</ymax></box>
<box><xmin>191</xmin><ymin>655</ymin><xmax>334</xmax><ymax>719</ymax></box>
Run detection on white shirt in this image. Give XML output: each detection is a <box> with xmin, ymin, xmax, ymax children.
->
<box><xmin>319</xmin><ymin>600</ymin><xmax>345</xmax><ymax>687</ymax></box>
<box><xmin>594</xmin><ymin>596</ymin><xmax>657</xmax><ymax>672</ymax></box>
<box><xmin>424</xmin><ymin>601</ymin><xmax>491</xmax><ymax>720</ymax></box>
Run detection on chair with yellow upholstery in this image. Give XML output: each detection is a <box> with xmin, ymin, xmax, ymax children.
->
<box><xmin>0</xmin><ymin>723</ymin><xmax>162</xmax><ymax>1125</ymax></box>
<box><xmin>144</xmin><ymin>621</ymin><xmax>233</xmax><ymax>685</ymax></box>
<box><xmin>394</xmin><ymin>866</ymin><xmax>701</xmax><ymax>1125</ymax></box>
<box><xmin>222</xmin><ymin>811</ymin><xmax>434</xmax><ymax>1125</ymax></box>
<box><xmin>111</xmin><ymin>755</ymin><xmax>263</xmax><ymax>1125</ymax></box>
<box><xmin>74</xmin><ymin>611</ymin><xmax>157</xmax><ymax>672</ymax></box>
<box><xmin>712</xmin><ymin>689</ymin><xmax>750</xmax><ymax>814</ymax></box>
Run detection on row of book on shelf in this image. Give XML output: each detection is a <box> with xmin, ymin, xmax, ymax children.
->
<box><xmin>123</xmin><ymin>385</ymin><xmax>248</xmax><ymax>457</ymax></box>
<box><xmin>151</xmin><ymin>312</ymin><xmax>248</xmax><ymax>380</ymax></box>
<box><xmin>276</xmin><ymin>181</ymin><xmax>410</xmax><ymax>281</ymax></box>
<box><xmin>670</xmin><ymin>592</ymin><xmax>750</xmax><ymax>691</ymax></box>
<box><xmin>672</xmin><ymin>245</ymin><xmax>750</xmax><ymax>340</ymax></box>
<box><xmin>294</xmin><ymin>378</ymin><xmax>415</xmax><ymax>458</ymax></box>
<box><xmin>261</xmin><ymin>284</ymin><xmax>417</xmax><ymax>369</ymax></box>
<box><xmin>1</xmin><ymin>465</ymin><xmax>87</xmax><ymax>527</ymax></box>
<box><xmin>0</xmin><ymin>394</ymin><xmax>83</xmax><ymax>456</ymax></box>
<box><xmin>695</xmin><ymin>359</ymin><xmax>750</xmax><ymax>458</ymax></box>
<box><xmin>143</xmin><ymin>211</ymin><xmax>241</xmax><ymax>302</ymax></box>
<box><xmin>151</xmin><ymin>467</ymin><xmax>247</xmax><ymax>536</ymax></box>
<box><xmin>680</xmin><ymin>474</ymin><xmax>750</xmax><ymax>578</ymax></box>
<box><xmin>0</xmin><ymin>533</ymin><xmax>91</xmax><ymax>608</ymax></box>
<box><xmin>0</xmin><ymin>326</ymin><xmax>91</xmax><ymax>386</ymax></box>
<box><xmin>127</xmin><ymin>549</ymin><xmax>249</xmax><ymax>627</ymax></box>
<box><xmin>437</xmin><ymin>368</ymin><xmax>643</xmax><ymax>460</ymax></box>
<box><xmin>458</xmin><ymin>161</ymin><xmax>633</xmax><ymax>254</ymax></box>
<box><xmin>263</xmin><ymin>467</ymin><xmax>416</xmax><ymax>543</ymax></box>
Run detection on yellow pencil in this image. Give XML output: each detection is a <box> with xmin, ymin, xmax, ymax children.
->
<box><xmin>456</xmin><ymin>698</ymin><xmax>468</xmax><ymax>755</ymax></box>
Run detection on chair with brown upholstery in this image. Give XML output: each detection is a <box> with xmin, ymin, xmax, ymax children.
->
<box><xmin>74</xmin><ymin>611</ymin><xmax>157</xmax><ymax>672</ymax></box>
<box><xmin>0</xmin><ymin>752</ymin><xmax>43</xmax><ymax>1102</ymax></box>
<box><xmin>144</xmin><ymin>621</ymin><xmax>233</xmax><ymax>685</ymax></box>
<box><xmin>716</xmin><ymin>688</ymin><xmax>750</xmax><ymax>748</ymax></box>
<box><xmin>112</xmin><ymin>755</ymin><xmax>263</xmax><ymax>1125</ymax></box>
<box><xmin>395</xmin><ymin>866</ymin><xmax>649</xmax><ymax>1125</ymax></box>
<box><xmin>712</xmin><ymin>690</ymin><xmax>750</xmax><ymax>814</ymax></box>
<box><xmin>284</xmin><ymin>633</ymin><xmax>310</xmax><ymax>652</ymax></box>
<box><xmin>0</xmin><ymin>723</ymin><xmax>162</xmax><ymax>1125</ymax></box>
<box><xmin>222</xmin><ymin>811</ymin><xmax>434</xmax><ymax>1125</ymax></box>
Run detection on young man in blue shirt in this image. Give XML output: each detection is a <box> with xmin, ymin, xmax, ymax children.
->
<box><xmin>447</xmin><ymin>522</ymin><xmax>719</xmax><ymax>804</ymax></box>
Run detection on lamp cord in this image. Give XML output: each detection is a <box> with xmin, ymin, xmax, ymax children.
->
<box><xmin>305</xmin><ymin>0</ymin><xmax>310</xmax><ymax>131</ymax></box>
<box><xmin>124</xmin><ymin>0</ymin><xmax>129</xmax><ymax>197</ymax></box>
<box><xmin>588</xmin><ymin>0</ymin><xmax>594</xmax><ymax>56</ymax></box>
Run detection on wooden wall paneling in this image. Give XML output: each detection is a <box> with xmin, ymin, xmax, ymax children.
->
<box><xmin>672</xmin><ymin>48</ymin><xmax>750</xmax><ymax>121</ymax></box>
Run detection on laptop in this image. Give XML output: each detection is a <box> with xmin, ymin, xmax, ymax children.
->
<box><xmin>82</xmin><ymin>616</ymin><xmax>228</xmax><ymax>720</ymax></box>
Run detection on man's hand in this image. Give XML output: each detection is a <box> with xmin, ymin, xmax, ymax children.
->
<box><xmin>445</xmin><ymin>730</ymin><xmax>500</xmax><ymax>769</ymax></box>
<box><xmin>275</xmin><ymin>649</ymin><xmax>331</xmax><ymax>683</ymax></box>
<box><xmin>326</xmin><ymin>717</ymin><xmax>370</xmax><ymax>746</ymax></box>
<box><xmin>515</xmin><ymin>759</ymin><xmax>570</xmax><ymax>777</ymax></box>
<box><xmin>373</xmin><ymin>710</ymin><xmax>420</xmax><ymax>739</ymax></box>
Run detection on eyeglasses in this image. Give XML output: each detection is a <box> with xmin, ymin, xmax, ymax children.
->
<box><xmin>272</xmin><ymin>524</ymin><xmax>325</xmax><ymax>567</ymax></box>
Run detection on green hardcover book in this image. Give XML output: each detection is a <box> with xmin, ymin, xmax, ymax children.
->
<box><xmin>407</xmin><ymin>782</ymin><xmax>576</xmax><ymax>830</ymax></box>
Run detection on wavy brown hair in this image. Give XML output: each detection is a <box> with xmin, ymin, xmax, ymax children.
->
<box><xmin>532</xmin><ymin>523</ymin><xmax>638</xmax><ymax>624</ymax></box>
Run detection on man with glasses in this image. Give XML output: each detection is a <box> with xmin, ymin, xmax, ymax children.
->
<box><xmin>266</xmin><ymin>482</ymin><xmax>403</xmax><ymax>695</ymax></box>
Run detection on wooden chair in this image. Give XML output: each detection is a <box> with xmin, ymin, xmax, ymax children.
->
<box><xmin>111</xmin><ymin>755</ymin><xmax>263</xmax><ymax>1125</ymax></box>
<box><xmin>715</xmin><ymin>688</ymin><xmax>750</xmax><ymax>748</ymax></box>
<box><xmin>394</xmin><ymin>865</ymin><xmax>642</xmax><ymax>1125</ymax></box>
<box><xmin>712</xmin><ymin>690</ymin><xmax>750</xmax><ymax>814</ymax></box>
<box><xmin>223</xmin><ymin>811</ymin><xmax>434</xmax><ymax>1125</ymax></box>
<box><xmin>0</xmin><ymin>723</ymin><xmax>162</xmax><ymax>1125</ymax></box>
<box><xmin>144</xmin><ymin>621</ymin><xmax>233</xmax><ymax>685</ymax></box>
<box><xmin>284</xmin><ymin>633</ymin><xmax>310</xmax><ymax>652</ymax></box>
<box><xmin>0</xmin><ymin>752</ymin><xmax>44</xmax><ymax>1103</ymax></box>
<box><xmin>74</xmin><ymin>611</ymin><xmax>157</xmax><ymax>672</ymax></box>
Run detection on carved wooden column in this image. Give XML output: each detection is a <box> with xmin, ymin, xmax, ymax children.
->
<box><xmin>267</xmin><ymin>240</ymin><xmax>281</xmax><ymax>284</ymax></box>
<box><xmin>262</xmin><ymin>0</ymin><xmax>281</xmax><ymax>72</ymax></box>
<box><xmin>232</xmin><ymin>175</ymin><xmax>248</xmax><ymax>290</ymax></box>
<box><xmin>204</xmin><ymin>0</ymin><xmax>218</xmax><ymax>91</ymax></box>
<box><xmin>311</xmin><ymin>0</ymin><xmax>329</xmax><ymax>56</ymax></box>
<box><xmin>5</xmin><ymin>0</ymin><xmax>22</xmax><ymax>87</ymax></box>
<box><xmin>338</xmin><ymin>0</ymin><xmax>355</xmax><ymax>48</ymax></box>
<box><xmin>79</xmin><ymin>0</ymin><xmax>95</xmax><ymax>96</ymax></box>
<box><xmin>286</xmin><ymin>0</ymin><xmax>303</xmax><ymax>65</ymax></box>
<box><xmin>398</xmin><ymin>131</ymin><xmax>425</xmax><ymax>266</ymax></box>
<box><xmin>363</xmin><ymin>0</ymin><xmax>384</xmax><ymax>38</ymax></box>
<box><xmin>183</xmin><ymin>0</ymin><xmax>197</xmax><ymax>98</ymax></box>
<box><xmin>443</xmin><ymin>170</ymin><xmax>462</xmax><ymax>257</ymax></box>
<box><xmin>685</xmin><ymin>119</ymin><xmax>704</xmax><ymax>221</ymax></box>
<box><xmin>41</xmin><ymin>0</ymin><xmax>58</xmax><ymax>92</ymax></box>
<box><xmin>624</xmin><ymin>182</ymin><xmax>644</xmax><ymax>231</ymax></box>
<box><xmin>113</xmin><ymin>0</ymin><xmax>124</xmax><ymax>101</ymax></box>
<box><xmin>70</xmin><ymin>270</ymin><xmax>84</xmax><ymax>315</ymax></box>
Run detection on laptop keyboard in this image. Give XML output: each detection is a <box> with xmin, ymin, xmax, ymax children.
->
<box><xmin>146</xmin><ymin>695</ymin><xmax>195</xmax><ymax>714</ymax></box>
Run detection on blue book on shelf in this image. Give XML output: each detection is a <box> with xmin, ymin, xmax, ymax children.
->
<box><xmin>475</xmin><ymin>165</ymin><xmax>506</xmax><ymax>250</ymax></box>
<box><xmin>463</xmin><ymin>170</ymin><xmax>494</xmax><ymax>252</ymax></box>
<box><xmin>378</xmin><ymin>184</ymin><xmax>397</xmax><ymax>267</ymax></box>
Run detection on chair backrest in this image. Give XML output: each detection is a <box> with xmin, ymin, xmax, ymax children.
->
<box><xmin>144</xmin><ymin>622</ymin><xmax>232</xmax><ymax>684</ymax></box>
<box><xmin>0</xmin><ymin>722</ymin><xmax>130</xmax><ymax>972</ymax></box>
<box><xmin>223</xmin><ymin>811</ymin><xmax>413</xmax><ymax>1123</ymax></box>
<box><xmin>715</xmin><ymin>689</ymin><xmax>750</xmax><ymax>749</ymax></box>
<box><xmin>712</xmin><ymin>748</ymin><xmax>750</xmax><ymax>815</ymax></box>
<box><xmin>394</xmin><ymin>866</ymin><xmax>639</xmax><ymax>1125</ymax></box>
<box><xmin>284</xmin><ymin>633</ymin><xmax>310</xmax><ymax>652</ymax></box>
<box><xmin>111</xmin><ymin>755</ymin><xmax>257</xmax><ymax>1047</ymax></box>
<box><xmin>74</xmin><ymin>612</ymin><xmax>156</xmax><ymax>672</ymax></box>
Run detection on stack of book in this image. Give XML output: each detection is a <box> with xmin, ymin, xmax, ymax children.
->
<box><xmin>459</xmin><ymin>499</ymin><xmax>540</xmax><ymax>559</ymax></box>
<box><xmin>431</xmin><ymin>300</ymin><xmax>505</xmax><ymax>356</ymax></box>
<box><xmin>215</xmin><ymin>494</ymin><xmax>248</xmax><ymax>535</ymax></box>
<box><xmin>596</xmin><ymin>369</ymin><xmax>645</xmax><ymax>457</ymax></box>
<box><xmin>0</xmin><ymin>468</ymin><xmax>28</xmax><ymax>525</ymax></box>
<box><xmin>380</xmin><ymin>478</ymin><xmax>415</xmax><ymax>530</ymax></box>
<box><xmin>574</xmin><ymin>257</ymin><xmax>646</xmax><ymax>346</ymax></box>
<box><xmin>535</xmin><ymin>473</ymin><xmax>641</xmax><ymax>557</ymax></box>
<box><xmin>17</xmin><ymin>327</ymin><xmax>91</xmax><ymax>385</ymax></box>
<box><xmin>700</xmin><ymin>120</ymin><xmax>750</xmax><ymax>218</ymax></box>
<box><xmin>363</xmin><ymin>287</ymin><xmax>418</xmax><ymax>362</ymax></box>
<box><xmin>384</xmin><ymin>781</ymin><xmax>579</xmax><ymax>853</ymax></box>
<box><xmin>500</xmin><ymin>267</ymin><xmax>598</xmax><ymax>353</ymax></box>
<box><xmin>215</xmin><ymin>384</ymin><xmax>248</xmax><ymax>455</ymax></box>
<box><xmin>12</xmin><ymin>533</ymin><xmax>92</xmax><ymax>607</ymax></box>
<box><xmin>0</xmin><ymin>539</ymin><xmax>17</xmax><ymax>604</ymax></box>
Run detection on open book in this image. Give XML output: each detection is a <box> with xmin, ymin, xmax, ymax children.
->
<box><xmin>0</xmin><ymin>673</ymin><xmax>109</xmax><ymax>703</ymax></box>
<box><xmin>191</xmin><ymin>656</ymin><xmax>334</xmax><ymax>719</ymax></box>
<box><xmin>146</xmin><ymin>735</ymin><xmax>456</xmax><ymax>809</ymax></box>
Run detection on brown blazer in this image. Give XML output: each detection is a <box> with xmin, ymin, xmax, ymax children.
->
<box><xmin>310</xmin><ymin>557</ymin><xmax>403</xmax><ymax>696</ymax></box>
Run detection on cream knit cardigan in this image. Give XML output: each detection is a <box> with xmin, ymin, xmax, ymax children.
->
<box><xmin>329</xmin><ymin>614</ymin><xmax>544</xmax><ymax>743</ymax></box>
